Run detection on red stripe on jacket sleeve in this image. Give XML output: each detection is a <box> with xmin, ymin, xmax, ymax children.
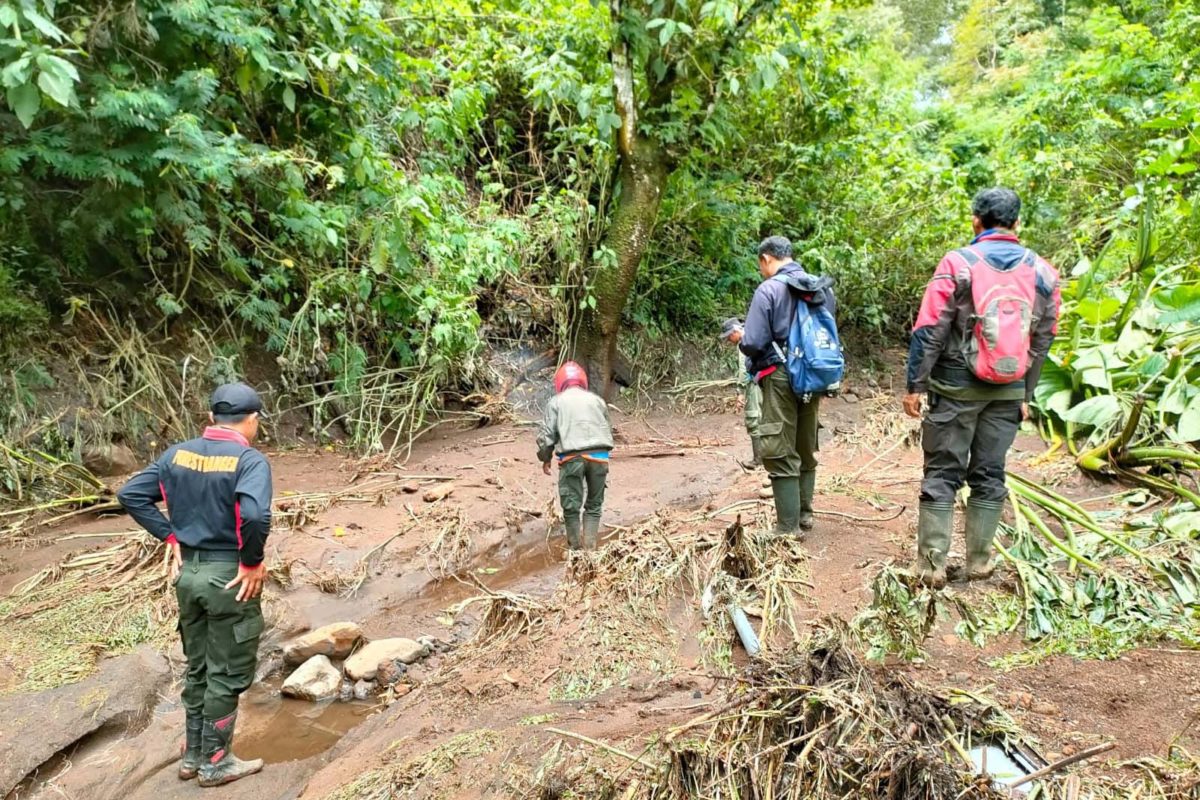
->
<box><xmin>159</xmin><ymin>480</ymin><xmax>177</xmax><ymax>544</ymax></box>
<box><xmin>234</xmin><ymin>500</ymin><xmax>243</xmax><ymax>550</ymax></box>
<box><xmin>912</xmin><ymin>255</ymin><xmax>960</xmax><ymax>331</ymax></box>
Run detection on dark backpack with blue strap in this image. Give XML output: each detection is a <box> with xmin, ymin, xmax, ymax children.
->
<box><xmin>772</xmin><ymin>274</ymin><xmax>845</xmax><ymax>396</ymax></box>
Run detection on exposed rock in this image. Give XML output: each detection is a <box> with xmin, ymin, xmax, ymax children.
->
<box><xmin>82</xmin><ymin>443</ymin><xmax>140</xmax><ymax>477</ymax></box>
<box><xmin>0</xmin><ymin>646</ymin><xmax>168</xmax><ymax>797</ymax></box>
<box><xmin>353</xmin><ymin>680</ymin><xmax>376</xmax><ymax>701</ymax></box>
<box><xmin>339</xmin><ymin>680</ymin><xmax>354</xmax><ymax>703</ymax></box>
<box><xmin>386</xmin><ymin>683</ymin><xmax>413</xmax><ymax>703</ymax></box>
<box><xmin>1031</xmin><ymin>700</ymin><xmax>1060</xmax><ymax>717</ymax></box>
<box><xmin>344</xmin><ymin>638</ymin><xmax>428</xmax><ymax>680</ymax></box>
<box><xmin>422</xmin><ymin>483</ymin><xmax>455</xmax><ymax>503</ymax></box>
<box><xmin>376</xmin><ymin>658</ymin><xmax>408</xmax><ymax>687</ymax></box>
<box><xmin>1008</xmin><ymin>691</ymin><xmax>1035</xmax><ymax>710</ymax></box>
<box><xmin>281</xmin><ymin>655</ymin><xmax>342</xmax><ymax>701</ymax></box>
<box><xmin>283</xmin><ymin>621</ymin><xmax>363</xmax><ymax>665</ymax></box>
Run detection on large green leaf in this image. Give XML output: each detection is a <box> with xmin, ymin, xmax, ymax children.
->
<box><xmin>1160</xmin><ymin>376</ymin><xmax>1190</xmax><ymax>415</ymax></box>
<box><xmin>1177</xmin><ymin>393</ymin><xmax>1200</xmax><ymax>442</ymax></box>
<box><xmin>1116</xmin><ymin>324</ymin><xmax>1153</xmax><ymax>359</ymax></box>
<box><xmin>1069</xmin><ymin>345</ymin><xmax>1123</xmax><ymax>391</ymax></box>
<box><xmin>1162</xmin><ymin>512</ymin><xmax>1200</xmax><ymax>538</ymax></box>
<box><xmin>6</xmin><ymin>81</ymin><xmax>39</xmax><ymax>128</ymax></box>
<box><xmin>1154</xmin><ymin>285</ymin><xmax>1200</xmax><ymax>326</ymax></box>
<box><xmin>20</xmin><ymin>6</ymin><xmax>66</xmax><ymax>42</ymax></box>
<box><xmin>1074</xmin><ymin>297</ymin><xmax>1121</xmax><ymax>325</ymax></box>
<box><xmin>36</xmin><ymin>69</ymin><xmax>73</xmax><ymax>107</ymax></box>
<box><xmin>1062</xmin><ymin>395</ymin><xmax>1122</xmax><ymax>429</ymax></box>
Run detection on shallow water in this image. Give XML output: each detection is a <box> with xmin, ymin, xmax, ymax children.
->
<box><xmin>236</xmin><ymin>678</ymin><xmax>378</xmax><ymax>764</ymax></box>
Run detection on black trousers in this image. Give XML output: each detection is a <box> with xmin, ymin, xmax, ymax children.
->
<box><xmin>920</xmin><ymin>393</ymin><xmax>1022</xmax><ymax>504</ymax></box>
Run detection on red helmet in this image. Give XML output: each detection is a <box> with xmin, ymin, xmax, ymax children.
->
<box><xmin>554</xmin><ymin>361</ymin><xmax>588</xmax><ymax>393</ymax></box>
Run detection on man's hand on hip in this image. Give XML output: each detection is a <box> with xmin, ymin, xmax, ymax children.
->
<box><xmin>902</xmin><ymin>393</ymin><xmax>924</xmax><ymax>419</ymax></box>
<box><xmin>226</xmin><ymin>563</ymin><xmax>267</xmax><ymax>601</ymax></box>
<box><xmin>165</xmin><ymin>539</ymin><xmax>182</xmax><ymax>582</ymax></box>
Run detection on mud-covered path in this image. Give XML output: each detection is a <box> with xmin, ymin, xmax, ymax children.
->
<box><xmin>5</xmin><ymin>395</ymin><xmax>1200</xmax><ymax>800</ymax></box>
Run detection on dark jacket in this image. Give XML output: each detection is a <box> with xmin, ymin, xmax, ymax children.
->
<box><xmin>117</xmin><ymin>427</ymin><xmax>273</xmax><ymax>567</ymax></box>
<box><xmin>739</xmin><ymin>261</ymin><xmax>837</xmax><ymax>375</ymax></box>
<box><xmin>906</xmin><ymin>231</ymin><xmax>1061</xmax><ymax>402</ymax></box>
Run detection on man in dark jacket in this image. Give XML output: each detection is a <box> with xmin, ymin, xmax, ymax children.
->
<box><xmin>739</xmin><ymin>236</ymin><xmax>836</xmax><ymax>536</ymax></box>
<box><xmin>904</xmin><ymin>188</ymin><xmax>1061</xmax><ymax>587</ymax></box>
<box><xmin>118</xmin><ymin>383</ymin><xmax>272</xmax><ymax>787</ymax></box>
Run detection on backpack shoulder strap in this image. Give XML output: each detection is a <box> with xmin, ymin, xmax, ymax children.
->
<box><xmin>945</xmin><ymin>247</ymin><xmax>978</xmax><ymax>281</ymax></box>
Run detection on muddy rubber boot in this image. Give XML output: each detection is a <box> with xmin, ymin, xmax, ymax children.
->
<box><xmin>178</xmin><ymin>713</ymin><xmax>203</xmax><ymax>780</ymax></box>
<box><xmin>797</xmin><ymin>470</ymin><xmax>816</xmax><ymax>531</ymax></box>
<box><xmin>582</xmin><ymin>516</ymin><xmax>601</xmax><ymax>550</ymax></box>
<box><xmin>965</xmin><ymin>498</ymin><xmax>1004</xmax><ymax>580</ymax></box>
<box><xmin>915</xmin><ymin>501</ymin><xmax>953</xmax><ymax>589</ymax></box>
<box><xmin>197</xmin><ymin>711</ymin><xmax>263</xmax><ymax>788</ymax></box>
<box><xmin>564</xmin><ymin>516</ymin><xmax>583</xmax><ymax>550</ymax></box>
<box><xmin>771</xmin><ymin>477</ymin><xmax>802</xmax><ymax>537</ymax></box>
<box><xmin>739</xmin><ymin>436</ymin><xmax>763</xmax><ymax>471</ymax></box>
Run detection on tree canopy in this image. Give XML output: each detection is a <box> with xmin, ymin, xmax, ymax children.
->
<box><xmin>0</xmin><ymin>0</ymin><xmax>1197</xmax><ymax>445</ymax></box>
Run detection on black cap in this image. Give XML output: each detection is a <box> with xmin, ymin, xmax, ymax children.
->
<box><xmin>210</xmin><ymin>382</ymin><xmax>264</xmax><ymax>416</ymax></box>
<box><xmin>719</xmin><ymin>317</ymin><xmax>744</xmax><ymax>340</ymax></box>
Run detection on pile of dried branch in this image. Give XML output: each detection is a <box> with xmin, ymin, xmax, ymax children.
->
<box><xmin>647</xmin><ymin>621</ymin><xmax>1013</xmax><ymax>800</ymax></box>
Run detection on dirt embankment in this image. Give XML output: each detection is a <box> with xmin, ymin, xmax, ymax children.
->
<box><xmin>3</xmin><ymin>389</ymin><xmax>1199</xmax><ymax>800</ymax></box>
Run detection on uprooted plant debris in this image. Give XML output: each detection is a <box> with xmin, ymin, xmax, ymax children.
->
<box><xmin>514</xmin><ymin>622</ymin><xmax>1200</xmax><ymax>800</ymax></box>
<box><xmin>0</xmin><ymin>531</ymin><xmax>175</xmax><ymax>694</ymax></box>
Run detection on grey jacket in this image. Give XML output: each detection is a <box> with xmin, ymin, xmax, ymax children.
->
<box><xmin>536</xmin><ymin>387</ymin><xmax>614</xmax><ymax>463</ymax></box>
<box><xmin>739</xmin><ymin>261</ymin><xmax>837</xmax><ymax>375</ymax></box>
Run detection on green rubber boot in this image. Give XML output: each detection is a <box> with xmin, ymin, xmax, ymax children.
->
<box><xmin>564</xmin><ymin>516</ymin><xmax>582</xmax><ymax>550</ymax></box>
<box><xmin>197</xmin><ymin>711</ymin><xmax>262</xmax><ymax>788</ymax></box>
<box><xmin>798</xmin><ymin>470</ymin><xmax>816</xmax><ymax>531</ymax></box>
<box><xmin>179</xmin><ymin>713</ymin><xmax>203</xmax><ymax>780</ymax></box>
<box><xmin>965</xmin><ymin>498</ymin><xmax>1005</xmax><ymax>580</ymax></box>
<box><xmin>739</xmin><ymin>436</ymin><xmax>763</xmax><ymax>471</ymax></box>
<box><xmin>771</xmin><ymin>476</ymin><xmax>802</xmax><ymax>537</ymax></box>
<box><xmin>915</xmin><ymin>502</ymin><xmax>953</xmax><ymax>589</ymax></box>
<box><xmin>582</xmin><ymin>516</ymin><xmax>601</xmax><ymax>550</ymax></box>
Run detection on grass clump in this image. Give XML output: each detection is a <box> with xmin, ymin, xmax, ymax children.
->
<box><xmin>325</xmin><ymin>729</ymin><xmax>502</xmax><ymax>800</ymax></box>
<box><xmin>0</xmin><ymin>577</ymin><xmax>172</xmax><ymax>695</ymax></box>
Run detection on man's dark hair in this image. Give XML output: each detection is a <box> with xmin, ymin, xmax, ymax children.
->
<box><xmin>972</xmin><ymin>187</ymin><xmax>1021</xmax><ymax>230</ymax></box>
<box><xmin>757</xmin><ymin>236</ymin><xmax>793</xmax><ymax>261</ymax></box>
<box><xmin>213</xmin><ymin>413</ymin><xmax>250</xmax><ymax>425</ymax></box>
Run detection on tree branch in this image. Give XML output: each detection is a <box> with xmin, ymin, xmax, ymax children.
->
<box><xmin>610</xmin><ymin>0</ymin><xmax>637</xmax><ymax>158</ymax></box>
<box><xmin>704</xmin><ymin>0</ymin><xmax>783</xmax><ymax>112</ymax></box>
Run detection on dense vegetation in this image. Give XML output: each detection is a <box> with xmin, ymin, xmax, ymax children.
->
<box><xmin>0</xmin><ymin>0</ymin><xmax>1197</xmax><ymax>451</ymax></box>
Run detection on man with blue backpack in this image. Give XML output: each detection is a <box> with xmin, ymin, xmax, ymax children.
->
<box><xmin>739</xmin><ymin>236</ymin><xmax>843</xmax><ymax>537</ymax></box>
<box><xmin>904</xmin><ymin>188</ymin><xmax>1061</xmax><ymax>588</ymax></box>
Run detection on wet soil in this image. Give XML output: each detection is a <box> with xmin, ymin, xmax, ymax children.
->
<box><xmin>3</xmin><ymin>384</ymin><xmax>1199</xmax><ymax>799</ymax></box>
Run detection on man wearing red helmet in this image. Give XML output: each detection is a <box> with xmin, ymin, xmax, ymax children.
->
<box><xmin>536</xmin><ymin>362</ymin><xmax>614</xmax><ymax>550</ymax></box>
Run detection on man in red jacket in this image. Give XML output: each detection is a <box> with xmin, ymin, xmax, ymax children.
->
<box><xmin>904</xmin><ymin>189</ymin><xmax>1061</xmax><ymax>587</ymax></box>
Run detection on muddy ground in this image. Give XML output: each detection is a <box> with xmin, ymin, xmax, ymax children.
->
<box><xmin>3</xmin><ymin>385</ymin><xmax>1199</xmax><ymax>799</ymax></box>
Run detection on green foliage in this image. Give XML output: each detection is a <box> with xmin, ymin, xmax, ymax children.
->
<box><xmin>0</xmin><ymin>0</ymin><xmax>612</xmax><ymax>442</ymax></box>
<box><xmin>0</xmin><ymin>0</ymin><xmax>1198</xmax><ymax>448</ymax></box>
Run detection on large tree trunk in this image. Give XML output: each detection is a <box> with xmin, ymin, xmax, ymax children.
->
<box><xmin>577</xmin><ymin>136</ymin><xmax>668</xmax><ymax>398</ymax></box>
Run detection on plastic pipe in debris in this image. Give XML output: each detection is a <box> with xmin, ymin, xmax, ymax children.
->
<box><xmin>727</xmin><ymin>603</ymin><xmax>761</xmax><ymax>656</ymax></box>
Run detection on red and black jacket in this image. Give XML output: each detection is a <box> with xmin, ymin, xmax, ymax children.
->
<box><xmin>906</xmin><ymin>231</ymin><xmax>1061</xmax><ymax>401</ymax></box>
<box><xmin>117</xmin><ymin>427</ymin><xmax>273</xmax><ymax>567</ymax></box>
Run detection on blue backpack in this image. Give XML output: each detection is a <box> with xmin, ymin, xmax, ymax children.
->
<box><xmin>772</xmin><ymin>274</ymin><xmax>845</xmax><ymax>396</ymax></box>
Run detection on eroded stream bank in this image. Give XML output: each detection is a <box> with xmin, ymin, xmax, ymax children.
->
<box><xmin>5</xmin><ymin>399</ymin><xmax>1200</xmax><ymax>800</ymax></box>
<box><xmin>4</xmin><ymin>411</ymin><xmax>755</xmax><ymax>800</ymax></box>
